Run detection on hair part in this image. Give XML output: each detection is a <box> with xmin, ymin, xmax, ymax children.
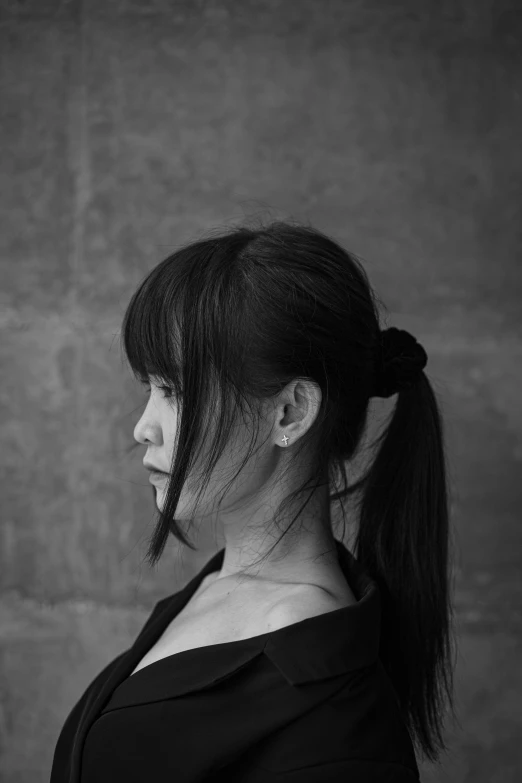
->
<box><xmin>120</xmin><ymin>214</ymin><xmax>459</xmax><ymax>766</ymax></box>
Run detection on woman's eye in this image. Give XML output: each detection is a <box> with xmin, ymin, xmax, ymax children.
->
<box><xmin>141</xmin><ymin>382</ymin><xmax>174</xmax><ymax>399</ymax></box>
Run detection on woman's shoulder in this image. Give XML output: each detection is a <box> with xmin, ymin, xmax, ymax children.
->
<box><xmin>267</xmin><ymin>580</ymin><xmax>357</xmax><ymax>630</ymax></box>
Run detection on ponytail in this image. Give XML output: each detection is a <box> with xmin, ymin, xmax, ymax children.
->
<box><xmin>353</xmin><ymin>374</ymin><xmax>459</xmax><ymax>763</ymax></box>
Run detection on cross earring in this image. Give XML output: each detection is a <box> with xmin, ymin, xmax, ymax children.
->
<box><xmin>281</xmin><ymin>435</ymin><xmax>289</xmax><ymax>446</ymax></box>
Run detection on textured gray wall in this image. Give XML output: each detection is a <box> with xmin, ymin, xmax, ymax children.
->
<box><xmin>1</xmin><ymin>0</ymin><xmax>521</xmax><ymax>780</ymax></box>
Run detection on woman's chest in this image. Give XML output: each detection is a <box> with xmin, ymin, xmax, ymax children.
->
<box><xmin>129</xmin><ymin>573</ymin><xmax>356</xmax><ymax>679</ymax></box>
<box><xmin>129</xmin><ymin>584</ymin><xmax>288</xmax><ymax>677</ymax></box>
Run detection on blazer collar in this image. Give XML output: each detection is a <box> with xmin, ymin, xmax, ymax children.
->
<box><xmin>68</xmin><ymin>539</ymin><xmax>381</xmax><ymax>781</ymax></box>
<box><xmin>96</xmin><ymin>538</ymin><xmax>381</xmax><ymax>704</ymax></box>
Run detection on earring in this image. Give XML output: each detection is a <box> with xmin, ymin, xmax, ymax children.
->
<box><xmin>281</xmin><ymin>435</ymin><xmax>289</xmax><ymax>446</ymax></box>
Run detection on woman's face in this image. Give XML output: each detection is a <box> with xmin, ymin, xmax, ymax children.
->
<box><xmin>132</xmin><ymin>377</ymin><xmax>275</xmax><ymax>525</ymax></box>
<box><xmin>132</xmin><ymin>374</ymin><xmax>335</xmax><ymax>581</ymax></box>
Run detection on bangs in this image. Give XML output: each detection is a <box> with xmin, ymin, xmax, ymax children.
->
<box><xmin>120</xmin><ymin>258</ymin><xmax>187</xmax><ymax>398</ymax></box>
<box><xmin>119</xmin><ymin>233</ymin><xmax>259</xmax><ymax>484</ymax></box>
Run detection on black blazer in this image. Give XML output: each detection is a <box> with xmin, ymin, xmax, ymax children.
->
<box><xmin>50</xmin><ymin>540</ymin><xmax>420</xmax><ymax>782</ymax></box>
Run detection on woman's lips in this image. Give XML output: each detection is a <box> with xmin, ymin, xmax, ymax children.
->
<box><xmin>149</xmin><ymin>470</ymin><xmax>168</xmax><ymax>482</ymax></box>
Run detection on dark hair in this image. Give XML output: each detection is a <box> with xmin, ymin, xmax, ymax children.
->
<box><xmin>120</xmin><ymin>215</ymin><xmax>458</xmax><ymax>765</ymax></box>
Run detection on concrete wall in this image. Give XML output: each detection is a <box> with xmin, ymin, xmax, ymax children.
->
<box><xmin>1</xmin><ymin>0</ymin><xmax>521</xmax><ymax>780</ymax></box>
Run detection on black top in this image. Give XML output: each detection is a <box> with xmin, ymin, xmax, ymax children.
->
<box><xmin>50</xmin><ymin>539</ymin><xmax>420</xmax><ymax>782</ymax></box>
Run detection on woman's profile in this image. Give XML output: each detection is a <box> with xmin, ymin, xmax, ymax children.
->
<box><xmin>50</xmin><ymin>217</ymin><xmax>458</xmax><ymax>782</ymax></box>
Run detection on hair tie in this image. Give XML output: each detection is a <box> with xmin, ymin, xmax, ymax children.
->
<box><xmin>372</xmin><ymin>326</ymin><xmax>428</xmax><ymax>399</ymax></box>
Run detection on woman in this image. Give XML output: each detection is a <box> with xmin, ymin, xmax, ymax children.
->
<box><xmin>50</xmin><ymin>218</ymin><xmax>457</xmax><ymax>782</ymax></box>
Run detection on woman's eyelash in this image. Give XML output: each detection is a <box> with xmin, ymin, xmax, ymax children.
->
<box><xmin>141</xmin><ymin>383</ymin><xmax>175</xmax><ymax>399</ymax></box>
